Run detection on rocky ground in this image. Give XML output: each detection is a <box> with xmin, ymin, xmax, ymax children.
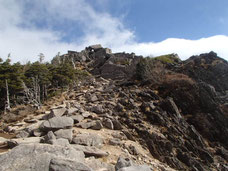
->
<box><xmin>0</xmin><ymin>45</ymin><xmax>228</xmax><ymax>171</ymax></box>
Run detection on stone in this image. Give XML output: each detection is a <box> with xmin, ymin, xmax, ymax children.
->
<box><xmin>0</xmin><ymin>143</ymin><xmax>85</xmax><ymax>171</ymax></box>
<box><xmin>49</xmin><ymin>158</ymin><xmax>92</xmax><ymax>171</ymax></box>
<box><xmin>65</xmin><ymin>108</ymin><xmax>78</xmax><ymax>116</ymax></box>
<box><xmin>7</xmin><ymin>140</ymin><xmax>18</xmax><ymax>148</ymax></box>
<box><xmin>115</xmin><ymin>157</ymin><xmax>133</xmax><ymax>171</ymax></box>
<box><xmin>87</xmin><ymin>94</ymin><xmax>98</xmax><ymax>102</ymax></box>
<box><xmin>91</xmin><ymin>120</ymin><xmax>103</xmax><ymax>130</ymax></box>
<box><xmin>7</xmin><ymin>137</ymin><xmax>42</xmax><ymax>147</ymax></box>
<box><xmin>52</xmin><ymin>138</ymin><xmax>70</xmax><ymax>147</ymax></box>
<box><xmin>0</xmin><ymin>137</ymin><xmax>7</xmax><ymax>144</ymax></box>
<box><xmin>122</xmin><ymin>130</ymin><xmax>135</xmax><ymax>141</ymax></box>
<box><xmin>16</xmin><ymin>130</ymin><xmax>30</xmax><ymax>138</ymax></box>
<box><xmin>72</xmin><ymin>133</ymin><xmax>103</xmax><ymax>148</ymax></box>
<box><xmin>72</xmin><ymin>144</ymin><xmax>109</xmax><ymax>158</ymax></box>
<box><xmin>103</xmin><ymin>118</ymin><xmax>114</xmax><ymax>130</ymax></box>
<box><xmin>86</xmin><ymin>158</ymin><xmax>115</xmax><ymax>171</ymax></box>
<box><xmin>40</xmin><ymin>117</ymin><xmax>74</xmax><ymax>132</ymax></box>
<box><xmin>24</xmin><ymin>118</ymin><xmax>38</xmax><ymax>123</ymax></box>
<box><xmin>109</xmin><ymin>138</ymin><xmax>123</xmax><ymax>146</ymax></box>
<box><xmin>112</xmin><ymin>119</ymin><xmax>123</xmax><ymax>130</ymax></box>
<box><xmin>76</xmin><ymin>121</ymin><xmax>96</xmax><ymax>129</ymax></box>
<box><xmin>82</xmin><ymin>112</ymin><xmax>92</xmax><ymax>118</ymax></box>
<box><xmin>127</xmin><ymin>144</ymin><xmax>139</xmax><ymax>155</ymax></box>
<box><xmin>43</xmin><ymin>108</ymin><xmax>67</xmax><ymax>120</ymax></box>
<box><xmin>88</xmin><ymin>44</ymin><xmax>103</xmax><ymax>51</ymax></box>
<box><xmin>33</xmin><ymin>128</ymin><xmax>43</xmax><ymax>137</ymax></box>
<box><xmin>70</xmin><ymin>115</ymin><xmax>84</xmax><ymax>123</ymax></box>
<box><xmin>43</xmin><ymin>131</ymin><xmax>56</xmax><ymax>144</ymax></box>
<box><xmin>118</xmin><ymin>165</ymin><xmax>152</xmax><ymax>171</ymax></box>
<box><xmin>91</xmin><ymin>105</ymin><xmax>104</xmax><ymax>114</ymax></box>
<box><xmin>54</xmin><ymin>129</ymin><xmax>73</xmax><ymax>142</ymax></box>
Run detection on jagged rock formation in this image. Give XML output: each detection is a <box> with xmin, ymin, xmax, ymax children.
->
<box><xmin>1</xmin><ymin>46</ymin><xmax>228</xmax><ymax>171</ymax></box>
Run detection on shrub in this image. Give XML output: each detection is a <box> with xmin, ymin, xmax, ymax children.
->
<box><xmin>136</xmin><ymin>57</ymin><xmax>167</xmax><ymax>85</ymax></box>
<box><xmin>153</xmin><ymin>54</ymin><xmax>181</xmax><ymax>64</ymax></box>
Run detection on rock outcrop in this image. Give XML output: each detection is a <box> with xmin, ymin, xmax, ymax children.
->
<box><xmin>1</xmin><ymin>47</ymin><xmax>228</xmax><ymax>171</ymax></box>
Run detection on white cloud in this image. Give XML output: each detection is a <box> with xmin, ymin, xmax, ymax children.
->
<box><xmin>0</xmin><ymin>0</ymin><xmax>228</xmax><ymax>63</ymax></box>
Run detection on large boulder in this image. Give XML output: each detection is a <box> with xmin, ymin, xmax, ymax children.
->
<box><xmin>40</xmin><ymin>117</ymin><xmax>74</xmax><ymax>132</ymax></box>
<box><xmin>49</xmin><ymin>158</ymin><xmax>92</xmax><ymax>171</ymax></box>
<box><xmin>0</xmin><ymin>143</ymin><xmax>85</xmax><ymax>171</ymax></box>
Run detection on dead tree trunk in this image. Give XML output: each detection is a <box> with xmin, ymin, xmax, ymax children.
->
<box><xmin>4</xmin><ymin>80</ymin><xmax>10</xmax><ymax>113</ymax></box>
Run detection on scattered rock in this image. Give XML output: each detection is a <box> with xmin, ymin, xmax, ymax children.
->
<box><xmin>52</xmin><ymin>138</ymin><xmax>70</xmax><ymax>147</ymax></box>
<box><xmin>115</xmin><ymin>157</ymin><xmax>133</xmax><ymax>171</ymax></box>
<box><xmin>91</xmin><ymin>120</ymin><xmax>103</xmax><ymax>130</ymax></box>
<box><xmin>0</xmin><ymin>143</ymin><xmax>85</xmax><ymax>171</ymax></box>
<box><xmin>103</xmin><ymin>118</ymin><xmax>114</xmax><ymax>129</ymax></box>
<box><xmin>72</xmin><ymin>133</ymin><xmax>103</xmax><ymax>148</ymax></box>
<box><xmin>40</xmin><ymin>117</ymin><xmax>74</xmax><ymax>132</ymax></box>
<box><xmin>49</xmin><ymin>158</ymin><xmax>92</xmax><ymax>171</ymax></box>
<box><xmin>16</xmin><ymin>130</ymin><xmax>30</xmax><ymax>138</ymax></box>
<box><xmin>118</xmin><ymin>165</ymin><xmax>152</xmax><ymax>171</ymax></box>
<box><xmin>109</xmin><ymin>138</ymin><xmax>123</xmax><ymax>146</ymax></box>
<box><xmin>70</xmin><ymin>115</ymin><xmax>84</xmax><ymax>123</ymax></box>
<box><xmin>91</xmin><ymin>105</ymin><xmax>104</xmax><ymax>114</ymax></box>
<box><xmin>43</xmin><ymin>131</ymin><xmax>56</xmax><ymax>144</ymax></box>
<box><xmin>112</xmin><ymin>119</ymin><xmax>123</xmax><ymax>130</ymax></box>
<box><xmin>76</xmin><ymin>121</ymin><xmax>97</xmax><ymax>129</ymax></box>
<box><xmin>43</xmin><ymin>108</ymin><xmax>67</xmax><ymax>120</ymax></box>
<box><xmin>54</xmin><ymin>129</ymin><xmax>73</xmax><ymax>142</ymax></box>
<box><xmin>72</xmin><ymin>144</ymin><xmax>109</xmax><ymax>158</ymax></box>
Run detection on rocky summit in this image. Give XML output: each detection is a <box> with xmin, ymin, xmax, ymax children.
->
<box><xmin>0</xmin><ymin>45</ymin><xmax>228</xmax><ymax>171</ymax></box>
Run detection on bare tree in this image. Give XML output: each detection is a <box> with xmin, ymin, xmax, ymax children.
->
<box><xmin>38</xmin><ymin>53</ymin><xmax>45</xmax><ymax>63</ymax></box>
<box><xmin>4</xmin><ymin>80</ymin><xmax>10</xmax><ymax>114</ymax></box>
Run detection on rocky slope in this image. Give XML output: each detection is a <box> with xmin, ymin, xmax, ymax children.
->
<box><xmin>0</xmin><ymin>45</ymin><xmax>228</xmax><ymax>171</ymax></box>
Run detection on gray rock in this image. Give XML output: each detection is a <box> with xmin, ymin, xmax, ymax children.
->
<box><xmin>16</xmin><ymin>130</ymin><xmax>30</xmax><ymax>138</ymax></box>
<box><xmin>77</xmin><ymin>121</ymin><xmax>96</xmax><ymax>129</ymax></box>
<box><xmin>91</xmin><ymin>105</ymin><xmax>104</xmax><ymax>114</ymax></box>
<box><xmin>40</xmin><ymin>117</ymin><xmax>74</xmax><ymax>131</ymax></box>
<box><xmin>24</xmin><ymin>118</ymin><xmax>38</xmax><ymax>123</ymax></box>
<box><xmin>72</xmin><ymin>133</ymin><xmax>103</xmax><ymax>148</ymax></box>
<box><xmin>91</xmin><ymin>120</ymin><xmax>103</xmax><ymax>130</ymax></box>
<box><xmin>0</xmin><ymin>143</ymin><xmax>85</xmax><ymax>171</ymax></box>
<box><xmin>65</xmin><ymin>108</ymin><xmax>78</xmax><ymax>116</ymax></box>
<box><xmin>86</xmin><ymin>158</ymin><xmax>115</xmax><ymax>171</ymax></box>
<box><xmin>87</xmin><ymin>94</ymin><xmax>98</xmax><ymax>102</ymax></box>
<box><xmin>52</xmin><ymin>138</ymin><xmax>70</xmax><ymax>147</ymax></box>
<box><xmin>72</xmin><ymin>144</ymin><xmax>109</xmax><ymax>158</ymax></box>
<box><xmin>112</xmin><ymin>119</ymin><xmax>123</xmax><ymax>130</ymax></box>
<box><xmin>7</xmin><ymin>140</ymin><xmax>18</xmax><ymax>148</ymax></box>
<box><xmin>103</xmin><ymin>118</ymin><xmax>114</xmax><ymax>129</ymax></box>
<box><xmin>7</xmin><ymin>137</ymin><xmax>42</xmax><ymax>147</ymax></box>
<box><xmin>33</xmin><ymin>128</ymin><xmax>43</xmax><ymax>137</ymax></box>
<box><xmin>43</xmin><ymin>108</ymin><xmax>67</xmax><ymax>120</ymax></box>
<box><xmin>70</xmin><ymin>115</ymin><xmax>84</xmax><ymax>123</ymax></box>
<box><xmin>0</xmin><ymin>137</ymin><xmax>7</xmax><ymax>144</ymax></box>
<box><xmin>109</xmin><ymin>138</ymin><xmax>123</xmax><ymax>146</ymax></box>
<box><xmin>82</xmin><ymin>112</ymin><xmax>92</xmax><ymax>118</ymax></box>
<box><xmin>54</xmin><ymin>129</ymin><xmax>72</xmax><ymax>142</ymax></box>
<box><xmin>43</xmin><ymin>131</ymin><xmax>56</xmax><ymax>144</ymax></box>
<box><xmin>115</xmin><ymin>157</ymin><xmax>133</xmax><ymax>171</ymax></box>
<box><xmin>122</xmin><ymin>130</ymin><xmax>135</xmax><ymax>141</ymax></box>
<box><xmin>49</xmin><ymin>158</ymin><xmax>92</xmax><ymax>171</ymax></box>
<box><xmin>127</xmin><ymin>144</ymin><xmax>139</xmax><ymax>155</ymax></box>
<box><xmin>118</xmin><ymin>165</ymin><xmax>152</xmax><ymax>171</ymax></box>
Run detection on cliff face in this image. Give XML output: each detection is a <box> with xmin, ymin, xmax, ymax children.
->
<box><xmin>1</xmin><ymin>46</ymin><xmax>228</xmax><ymax>171</ymax></box>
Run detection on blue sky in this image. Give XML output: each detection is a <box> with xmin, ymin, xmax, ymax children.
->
<box><xmin>0</xmin><ymin>0</ymin><xmax>228</xmax><ymax>62</ymax></box>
